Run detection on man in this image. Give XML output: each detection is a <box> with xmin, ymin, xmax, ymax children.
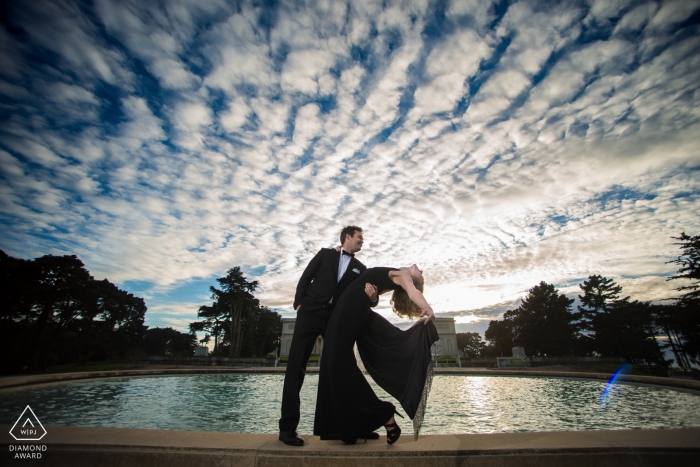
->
<box><xmin>279</xmin><ymin>226</ymin><xmax>378</xmax><ymax>446</ymax></box>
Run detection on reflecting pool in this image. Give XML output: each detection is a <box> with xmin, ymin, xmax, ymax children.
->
<box><xmin>1</xmin><ymin>374</ymin><xmax>699</xmax><ymax>435</ymax></box>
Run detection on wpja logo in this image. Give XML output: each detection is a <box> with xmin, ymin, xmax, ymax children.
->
<box><xmin>9</xmin><ymin>406</ymin><xmax>47</xmax><ymax>460</ymax></box>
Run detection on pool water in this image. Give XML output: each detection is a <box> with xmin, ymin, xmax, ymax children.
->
<box><xmin>1</xmin><ymin>374</ymin><xmax>698</xmax><ymax>435</ymax></box>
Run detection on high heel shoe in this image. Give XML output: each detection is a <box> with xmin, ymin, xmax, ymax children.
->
<box><xmin>384</xmin><ymin>420</ymin><xmax>401</xmax><ymax>444</ymax></box>
<box><xmin>384</xmin><ymin>416</ymin><xmax>402</xmax><ymax>445</ymax></box>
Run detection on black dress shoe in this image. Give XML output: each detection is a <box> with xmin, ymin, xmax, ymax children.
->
<box><xmin>364</xmin><ymin>432</ymin><xmax>380</xmax><ymax>440</ymax></box>
<box><xmin>279</xmin><ymin>431</ymin><xmax>305</xmax><ymax>446</ymax></box>
<box><xmin>341</xmin><ymin>434</ymin><xmax>357</xmax><ymax>444</ymax></box>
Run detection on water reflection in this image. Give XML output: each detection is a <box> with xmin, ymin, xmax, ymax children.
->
<box><xmin>1</xmin><ymin>375</ymin><xmax>698</xmax><ymax>435</ymax></box>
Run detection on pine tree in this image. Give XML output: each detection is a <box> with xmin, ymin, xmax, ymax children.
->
<box><xmin>209</xmin><ymin>267</ymin><xmax>258</xmax><ymax>358</ymax></box>
<box><xmin>576</xmin><ymin>275</ymin><xmax>629</xmax><ymax>333</ymax></box>
<box><xmin>663</xmin><ymin>233</ymin><xmax>700</xmax><ymax>366</ymax></box>
<box><xmin>668</xmin><ymin>232</ymin><xmax>700</xmax><ymax>302</ymax></box>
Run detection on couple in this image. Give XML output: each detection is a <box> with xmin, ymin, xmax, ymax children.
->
<box><xmin>279</xmin><ymin>225</ymin><xmax>439</xmax><ymax>446</ymax></box>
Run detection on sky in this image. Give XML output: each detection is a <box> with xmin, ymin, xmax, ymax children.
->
<box><xmin>1</xmin><ymin>0</ymin><xmax>699</xmax><ymax>340</ymax></box>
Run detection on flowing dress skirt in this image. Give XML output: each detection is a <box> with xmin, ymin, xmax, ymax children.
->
<box><xmin>313</xmin><ymin>268</ymin><xmax>439</xmax><ymax>439</ymax></box>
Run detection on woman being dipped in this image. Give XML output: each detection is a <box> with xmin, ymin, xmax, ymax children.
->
<box><xmin>313</xmin><ymin>265</ymin><xmax>438</xmax><ymax>444</ymax></box>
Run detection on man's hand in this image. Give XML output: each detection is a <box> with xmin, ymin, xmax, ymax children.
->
<box><xmin>365</xmin><ymin>283</ymin><xmax>378</xmax><ymax>303</ymax></box>
<box><xmin>296</xmin><ymin>305</ymin><xmax>300</xmax><ymax>311</ymax></box>
<box><xmin>420</xmin><ymin>307</ymin><xmax>435</xmax><ymax>324</ymax></box>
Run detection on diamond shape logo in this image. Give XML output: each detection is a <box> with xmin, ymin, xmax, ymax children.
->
<box><xmin>9</xmin><ymin>406</ymin><xmax>47</xmax><ymax>441</ymax></box>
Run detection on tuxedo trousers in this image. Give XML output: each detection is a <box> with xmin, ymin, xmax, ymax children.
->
<box><xmin>279</xmin><ymin>305</ymin><xmax>331</xmax><ymax>432</ymax></box>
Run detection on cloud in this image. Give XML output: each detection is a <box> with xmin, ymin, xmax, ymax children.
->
<box><xmin>0</xmin><ymin>0</ymin><xmax>698</xmax><ymax>335</ymax></box>
<box><xmin>120</xmin><ymin>96</ymin><xmax>167</xmax><ymax>144</ymax></box>
<box><xmin>204</xmin><ymin>10</ymin><xmax>276</xmax><ymax>96</ymax></box>
<box><xmin>413</xmin><ymin>29</ymin><xmax>491</xmax><ymax>115</ymax></box>
<box><xmin>648</xmin><ymin>0</ymin><xmax>700</xmax><ymax>31</ymax></box>
<box><xmin>614</xmin><ymin>2</ymin><xmax>659</xmax><ymax>33</ymax></box>
<box><xmin>220</xmin><ymin>99</ymin><xmax>251</xmax><ymax>132</ymax></box>
<box><xmin>584</xmin><ymin>0</ymin><xmax>633</xmax><ymax>26</ymax></box>
<box><xmin>9</xmin><ymin>0</ymin><xmax>132</xmax><ymax>85</ymax></box>
<box><xmin>94</xmin><ymin>0</ymin><xmax>218</xmax><ymax>90</ymax></box>
<box><xmin>466</xmin><ymin>69</ymin><xmax>531</xmax><ymax>121</ymax></box>
<box><xmin>281</xmin><ymin>49</ymin><xmax>336</xmax><ymax>95</ymax></box>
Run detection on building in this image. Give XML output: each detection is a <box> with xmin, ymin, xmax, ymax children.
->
<box><xmin>433</xmin><ymin>317</ymin><xmax>458</xmax><ymax>357</ymax></box>
<box><xmin>279</xmin><ymin>316</ymin><xmax>457</xmax><ymax>357</ymax></box>
<box><xmin>279</xmin><ymin>318</ymin><xmax>322</xmax><ymax>356</ymax></box>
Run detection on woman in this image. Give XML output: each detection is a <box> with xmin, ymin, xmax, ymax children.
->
<box><xmin>313</xmin><ymin>265</ymin><xmax>438</xmax><ymax>444</ymax></box>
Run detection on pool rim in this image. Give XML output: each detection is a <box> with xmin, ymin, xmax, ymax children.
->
<box><xmin>1</xmin><ymin>367</ymin><xmax>698</xmax><ymax>393</ymax></box>
<box><xmin>2</xmin><ymin>424</ymin><xmax>700</xmax><ymax>467</ymax></box>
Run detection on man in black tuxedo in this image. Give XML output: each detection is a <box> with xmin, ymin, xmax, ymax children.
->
<box><xmin>278</xmin><ymin>225</ymin><xmax>378</xmax><ymax>446</ymax></box>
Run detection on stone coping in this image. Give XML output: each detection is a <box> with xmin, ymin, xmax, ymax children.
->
<box><xmin>2</xmin><ymin>425</ymin><xmax>699</xmax><ymax>466</ymax></box>
<box><xmin>2</xmin><ymin>367</ymin><xmax>699</xmax><ymax>392</ymax></box>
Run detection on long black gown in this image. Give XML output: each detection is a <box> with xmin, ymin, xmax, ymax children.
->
<box><xmin>313</xmin><ymin>267</ymin><xmax>439</xmax><ymax>439</ymax></box>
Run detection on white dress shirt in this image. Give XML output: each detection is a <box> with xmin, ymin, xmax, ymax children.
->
<box><xmin>328</xmin><ymin>248</ymin><xmax>353</xmax><ymax>304</ymax></box>
<box><xmin>337</xmin><ymin>248</ymin><xmax>352</xmax><ymax>282</ymax></box>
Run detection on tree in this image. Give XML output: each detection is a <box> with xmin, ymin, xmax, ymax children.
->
<box><xmin>0</xmin><ymin>251</ymin><xmax>38</xmax><ymax>373</ymax></box>
<box><xmin>0</xmin><ymin>251</ymin><xmax>34</xmax><ymax>323</ymax></box>
<box><xmin>0</xmin><ymin>250</ymin><xmax>148</xmax><ymax>374</ymax></box>
<box><xmin>592</xmin><ymin>300</ymin><xmax>665</xmax><ymax>365</ymax></box>
<box><xmin>199</xmin><ymin>334</ymin><xmax>211</xmax><ymax>347</ymax></box>
<box><xmin>142</xmin><ymin>327</ymin><xmax>197</xmax><ymax>357</ymax></box>
<box><xmin>576</xmin><ymin>274</ymin><xmax>631</xmax><ymax>355</ymax></box>
<box><xmin>238</xmin><ymin>304</ymin><xmax>282</xmax><ymax>357</ymax></box>
<box><xmin>484</xmin><ymin>318</ymin><xmax>514</xmax><ymax>357</ymax></box>
<box><xmin>655</xmin><ymin>302</ymin><xmax>698</xmax><ymax>368</ymax></box>
<box><xmin>509</xmin><ymin>282</ymin><xmax>577</xmax><ymax>357</ymax></box>
<box><xmin>456</xmin><ymin>332</ymin><xmax>485</xmax><ymax>358</ymax></box>
<box><xmin>190</xmin><ymin>302</ymin><xmax>227</xmax><ymax>355</ymax></box>
<box><xmin>26</xmin><ymin>254</ymin><xmax>99</xmax><ymax>372</ymax></box>
<box><xmin>91</xmin><ymin>279</ymin><xmax>147</xmax><ymax>361</ymax></box>
<box><xmin>0</xmin><ymin>251</ymin><xmax>146</xmax><ymax>373</ymax></box>
<box><xmin>577</xmin><ymin>275</ymin><xmax>664</xmax><ymax>366</ymax></box>
<box><xmin>663</xmin><ymin>233</ymin><xmax>700</xmax><ymax>366</ymax></box>
<box><xmin>209</xmin><ymin>267</ymin><xmax>259</xmax><ymax>358</ymax></box>
<box><xmin>668</xmin><ymin>232</ymin><xmax>700</xmax><ymax>302</ymax></box>
<box><xmin>576</xmin><ymin>275</ymin><xmax>629</xmax><ymax>329</ymax></box>
<box><xmin>194</xmin><ymin>267</ymin><xmax>282</xmax><ymax>358</ymax></box>
<box><xmin>219</xmin><ymin>268</ymin><xmax>255</xmax><ymax>357</ymax></box>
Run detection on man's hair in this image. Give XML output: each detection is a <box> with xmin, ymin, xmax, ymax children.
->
<box><xmin>340</xmin><ymin>225</ymin><xmax>363</xmax><ymax>245</ymax></box>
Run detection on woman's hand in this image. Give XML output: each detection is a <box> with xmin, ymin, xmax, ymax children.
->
<box><xmin>420</xmin><ymin>306</ymin><xmax>435</xmax><ymax>324</ymax></box>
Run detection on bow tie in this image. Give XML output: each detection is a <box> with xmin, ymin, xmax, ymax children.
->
<box><xmin>342</xmin><ymin>250</ymin><xmax>354</xmax><ymax>257</ymax></box>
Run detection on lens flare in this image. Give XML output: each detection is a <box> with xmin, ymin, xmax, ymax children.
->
<box><xmin>600</xmin><ymin>364</ymin><xmax>630</xmax><ymax>409</ymax></box>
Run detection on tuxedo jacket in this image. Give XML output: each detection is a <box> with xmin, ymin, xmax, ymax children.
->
<box><xmin>293</xmin><ymin>248</ymin><xmax>369</xmax><ymax>312</ymax></box>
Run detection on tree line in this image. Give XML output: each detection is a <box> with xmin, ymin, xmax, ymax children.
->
<box><xmin>188</xmin><ymin>266</ymin><xmax>282</xmax><ymax>358</ymax></box>
<box><xmin>0</xmin><ymin>250</ymin><xmax>281</xmax><ymax>374</ymax></box>
<box><xmin>0</xmin><ymin>250</ymin><xmax>149</xmax><ymax>374</ymax></box>
<box><xmin>0</xmin><ymin>250</ymin><xmax>282</xmax><ymax>374</ymax></box>
<box><xmin>456</xmin><ymin>233</ymin><xmax>699</xmax><ymax>371</ymax></box>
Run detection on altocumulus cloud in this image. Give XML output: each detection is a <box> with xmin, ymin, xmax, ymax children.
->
<box><xmin>0</xmin><ymin>0</ymin><xmax>699</xmax><ymax>333</ymax></box>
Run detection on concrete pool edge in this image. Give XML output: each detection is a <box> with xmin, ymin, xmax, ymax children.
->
<box><xmin>2</xmin><ymin>425</ymin><xmax>699</xmax><ymax>466</ymax></box>
<box><xmin>2</xmin><ymin>367</ymin><xmax>699</xmax><ymax>392</ymax></box>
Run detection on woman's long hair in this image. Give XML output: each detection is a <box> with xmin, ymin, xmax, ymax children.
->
<box><xmin>391</xmin><ymin>275</ymin><xmax>425</xmax><ymax>319</ymax></box>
